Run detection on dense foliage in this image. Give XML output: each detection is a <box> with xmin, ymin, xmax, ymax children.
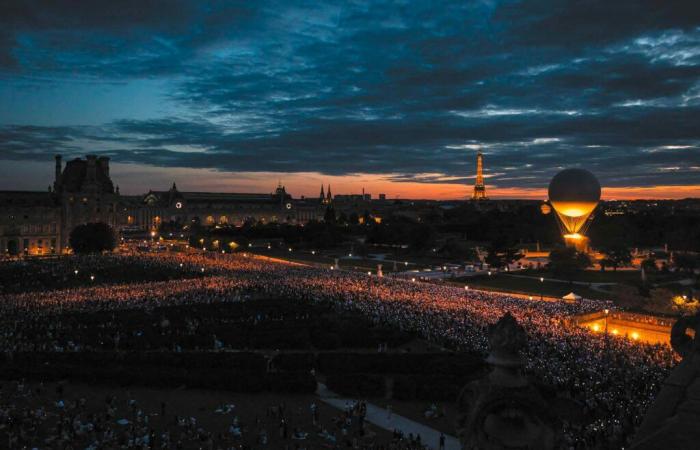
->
<box><xmin>69</xmin><ymin>222</ymin><xmax>116</xmax><ymax>254</ymax></box>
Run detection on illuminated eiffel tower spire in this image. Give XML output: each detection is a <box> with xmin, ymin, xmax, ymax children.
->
<box><xmin>472</xmin><ymin>150</ymin><xmax>487</xmax><ymax>200</ymax></box>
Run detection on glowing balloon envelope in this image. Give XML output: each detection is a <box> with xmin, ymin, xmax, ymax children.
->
<box><xmin>547</xmin><ymin>168</ymin><xmax>600</xmax><ymax>235</ymax></box>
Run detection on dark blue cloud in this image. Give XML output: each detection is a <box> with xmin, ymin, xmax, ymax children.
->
<box><xmin>0</xmin><ymin>0</ymin><xmax>699</xmax><ymax>193</ymax></box>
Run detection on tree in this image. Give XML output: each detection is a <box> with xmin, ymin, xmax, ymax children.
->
<box><xmin>548</xmin><ymin>247</ymin><xmax>591</xmax><ymax>280</ymax></box>
<box><xmin>69</xmin><ymin>222</ymin><xmax>116</xmax><ymax>254</ymax></box>
<box><xmin>645</xmin><ymin>288</ymin><xmax>675</xmax><ymax>314</ymax></box>
<box><xmin>641</xmin><ymin>257</ymin><xmax>658</xmax><ymax>273</ymax></box>
<box><xmin>613</xmin><ymin>284</ymin><xmax>644</xmax><ymax>309</ymax></box>
<box><xmin>485</xmin><ymin>246</ymin><xmax>522</xmax><ymax>270</ymax></box>
<box><xmin>601</xmin><ymin>246</ymin><xmax>632</xmax><ymax>271</ymax></box>
<box><xmin>408</xmin><ymin>223</ymin><xmax>436</xmax><ymax>253</ymax></box>
<box><xmin>674</xmin><ymin>252</ymin><xmax>699</xmax><ymax>273</ymax></box>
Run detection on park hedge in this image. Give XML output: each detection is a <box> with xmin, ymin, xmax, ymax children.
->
<box><xmin>0</xmin><ymin>352</ymin><xmax>316</xmax><ymax>394</ymax></box>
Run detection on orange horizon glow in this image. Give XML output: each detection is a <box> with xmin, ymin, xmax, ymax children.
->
<box><xmin>2</xmin><ymin>160</ymin><xmax>699</xmax><ymax>201</ymax></box>
<box><xmin>95</xmin><ymin>165</ymin><xmax>700</xmax><ymax>201</ymax></box>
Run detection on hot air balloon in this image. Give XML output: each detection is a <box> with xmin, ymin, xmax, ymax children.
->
<box><xmin>547</xmin><ymin>169</ymin><xmax>600</xmax><ymax>248</ymax></box>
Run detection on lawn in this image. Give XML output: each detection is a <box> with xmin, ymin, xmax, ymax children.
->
<box><xmin>518</xmin><ymin>269</ymin><xmax>642</xmax><ymax>284</ymax></box>
<box><xmin>517</xmin><ymin>269</ymin><xmax>688</xmax><ymax>285</ymax></box>
<box><xmin>452</xmin><ymin>274</ymin><xmax>610</xmax><ymax>301</ymax></box>
<box><xmin>250</xmin><ymin>247</ymin><xmax>435</xmax><ymax>273</ymax></box>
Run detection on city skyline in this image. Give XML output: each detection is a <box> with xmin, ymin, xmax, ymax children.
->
<box><xmin>1</xmin><ymin>1</ymin><xmax>699</xmax><ymax>199</ymax></box>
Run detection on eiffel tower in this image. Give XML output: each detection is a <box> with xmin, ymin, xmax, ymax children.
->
<box><xmin>472</xmin><ymin>150</ymin><xmax>488</xmax><ymax>200</ymax></box>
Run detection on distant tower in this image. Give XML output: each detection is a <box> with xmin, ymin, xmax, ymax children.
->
<box><xmin>326</xmin><ymin>185</ymin><xmax>332</xmax><ymax>204</ymax></box>
<box><xmin>472</xmin><ymin>150</ymin><xmax>487</xmax><ymax>200</ymax></box>
<box><xmin>319</xmin><ymin>185</ymin><xmax>325</xmax><ymax>203</ymax></box>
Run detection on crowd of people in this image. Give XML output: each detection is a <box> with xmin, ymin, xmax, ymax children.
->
<box><xmin>0</xmin><ymin>380</ymin><xmax>424</xmax><ymax>449</ymax></box>
<box><xmin>0</xmin><ymin>255</ymin><xmax>209</xmax><ymax>294</ymax></box>
<box><xmin>0</xmin><ymin>251</ymin><xmax>680</xmax><ymax>448</ymax></box>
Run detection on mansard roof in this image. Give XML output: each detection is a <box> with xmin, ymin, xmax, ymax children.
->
<box><xmin>59</xmin><ymin>158</ymin><xmax>114</xmax><ymax>193</ymax></box>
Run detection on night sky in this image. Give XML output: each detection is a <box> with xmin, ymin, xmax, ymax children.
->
<box><xmin>1</xmin><ymin>1</ymin><xmax>699</xmax><ymax>199</ymax></box>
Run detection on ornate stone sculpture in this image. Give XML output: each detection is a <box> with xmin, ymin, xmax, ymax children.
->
<box><xmin>631</xmin><ymin>312</ymin><xmax>700</xmax><ymax>449</ymax></box>
<box><xmin>456</xmin><ymin>313</ymin><xmax>561</xmax><ymax>450</ymax></box>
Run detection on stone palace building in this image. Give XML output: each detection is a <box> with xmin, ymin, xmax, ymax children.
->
<box><xmin>0</xmin><ymin>155</ymin><xmax>324</xmax><ymax>256</ymax></box>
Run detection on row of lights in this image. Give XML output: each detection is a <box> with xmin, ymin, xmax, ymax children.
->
<box><xmin>591</xmin><ymin>323</ymin><xmax>640</xmax><ymax>340</ymax></box>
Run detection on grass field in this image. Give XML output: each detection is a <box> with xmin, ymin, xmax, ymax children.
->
<box><xmin>453</xmin><ymin>274</ymin><xmax>610</xmax><ymax>301</ymax></box>
<box><xmin>250</xmin><ymin>247</ymin><xmax>434</xmax><ymax>273</ymax></box>
<box><xmin>517</xmin><ymin>269</ymin><xmax>687</xmax><ymax>284</ymax></box>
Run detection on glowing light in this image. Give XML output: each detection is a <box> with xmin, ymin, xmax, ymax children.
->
<box><xmin>592</xmin><ymin>324</ymin><xmax>600</xmax><ymax>332</ymax></box>
<box><xmin>411</xmin><ymin>278</ymin><xmax>416</xmax><ymax>282</ymax></box>
<box><xmin>612</xmin><ymin>329</ymin><xmax>619</xmax><ymax>335</ymax></box>
<box><xmin>563</xmin><ymin>233</ymin><xmax>584</xmax><ymax>240</ymax></box>
<box><xmin>90</xmin><ymin>275</ymin><xmax>95</xmax><ymax>281</ymax></box>
<box><xmin>631</xmin><ymin>332</ymin><xmax>640</xmax><ymax>340</ymax></box>
<box><xmin>74</xmin><ymin>270</ymin><xmax>79</xmax><ymax>275</ymax></box>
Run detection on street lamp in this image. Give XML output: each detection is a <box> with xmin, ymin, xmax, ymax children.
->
<box><xmin>604</xmin><ymin>308</ymin><xmax>610</xmax><ymax>359</ymax></box>
<box><xmin>540</xmin><ymin>277</ymin><xmax>544</xmax><ymax>301</ymax></box>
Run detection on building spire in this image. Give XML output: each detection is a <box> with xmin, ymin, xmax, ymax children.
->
<box><xmin>320</xmin><ymin>184</ymin><xmax>325</xmax><ymax>202</ymax></box>
<box><xmin>472</xmin><ymin>150</ymin><xmax>487</xmax><ymax>200</ymax></box>
<box><xmin>326</xmin><ymin>184</ymin><xmax>332</xmax><ymax>203</ymax></box>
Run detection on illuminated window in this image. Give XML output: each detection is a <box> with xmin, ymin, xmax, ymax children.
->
<box><xmin>206</xmin><ymin>216</ymin><xmax>215</xmax><ymax>224</ymax></box>
<box><xmin>219</xmin><ymin>216</ymin><xmax>228</xmax><ymax>224</ymax></box>
<box><xmin>127</xmin><ymin>215</ymin><xmax>134</xmax><ymax>225</ymax></box>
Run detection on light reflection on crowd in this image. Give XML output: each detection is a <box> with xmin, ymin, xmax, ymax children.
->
<box><xmin>0</xmin><ymin>252</ymin><xmax>678</xmax><ymax>449</ymax></box>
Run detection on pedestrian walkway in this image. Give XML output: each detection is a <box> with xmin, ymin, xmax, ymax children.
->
<box><xmin>317</xmin><ymin>383</ymin><xmax>461</xmax><ymax>450</ymax></box>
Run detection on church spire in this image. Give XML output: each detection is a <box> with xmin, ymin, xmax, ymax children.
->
<box><xmin>320</xmin><ymin>184</ymin><xmax>325</xmax><ymax>203</ymax></box>
<box><xmin>326</xmin><ymin>184</ymin><xmax>332</xmax><ymax>203</ymax></box>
